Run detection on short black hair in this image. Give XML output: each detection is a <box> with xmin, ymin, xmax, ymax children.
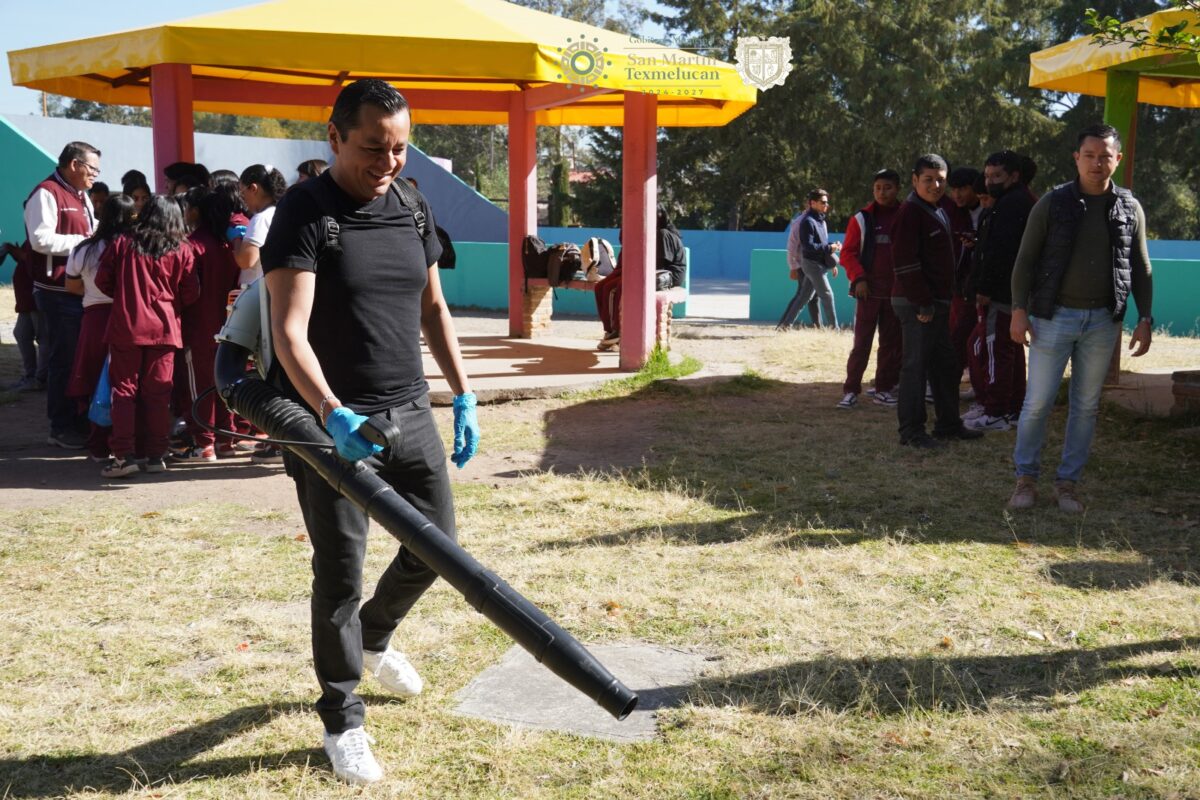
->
<box><xmin>912</xmin><ymin>153</ymin><xmax>948</xmax><ymax>175</ymax></box>
<box><xmin>808</xmin><ymin>188</ymin><xmax>829</xmax><ymax>201</ymax></box>
<box><xmin>948</xmin><ymin>167</ymin><xmax>980</xmax><ymax>188</ymax></box>
<box><xmin>89</xmin><ymin>181</ymin><xmax>110</xmax><ymax>195</ymax></box>
<box><xmin>972</xmin><ymin>173</ymin><xmax>987</xmax><ymax>195</ymax></box>
<box><xmin>872</xmin><ymin>169</ymin><xmax>900</xmax><ymax>186</ymax></box>
<box><xmin>330</xmin><ymin>79</ymin><xmax>410</xmax><ymax>140</ymax></box>
<box><xmin>1018</xmin><ymin>154</ymin><xmax>1037</xmax><ymax>186</ymax></box>
<box><xmin>1077</xmin><ymin>123</ymin><xmax>1121</xmax><ymax>150</ymax></box>
<box><xmin>984</xmin><ymin>150</ymin><xmax>1022</xmax><ymax>174</ymax></box>
<box><xmin>58</xmin><ymin>141</ymin><xmax>100</xmax><ymax>169</ymax></box>
<box><xmin>163</xmin><ymin>161</ymin><xmax>210</xmax><ymax>185</ymax></box>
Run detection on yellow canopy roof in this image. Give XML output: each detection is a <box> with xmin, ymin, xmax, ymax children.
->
<box><xmin>7</xmin><ymin>0</ymin><xmax>757</xmax><ymax>126</ymax></box>
<box><xmin>1029</xmin><ymin>7</ymin><xmax>1200</xmax><ymax>108</ymax></box>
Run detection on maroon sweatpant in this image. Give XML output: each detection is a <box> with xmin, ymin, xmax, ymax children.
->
<box><xmin>109</xmin><ymin>344</ymin><xmax>175</xmax><ymax>459</ymax></box>
<box><xmin>67</xmin><ymin>303</ymin><xmax>113</xmax><ymax>459</ymax></box>
<box><xmin>842</xmin><ymin>296</ymin><xmax>901</xmax><ymax>395</ymax></box>
<box><xmin>949</xmin><ymin>294</ymin><xmax>976</xmax><ymax>376</ymax></box>
<box><xmin>183</xmin><ymin>343</ymin><xmax>234</xmax><ymax>448</ymax></box>
<box><xmin>595</xmin><ymin>267</ymin><xmax>622</xmax><ymax>335</ymax></box>
<box><xmin>967</xmin><ymin>304</ymin><xmax>1025</xmax><ymax>417</ymax></box>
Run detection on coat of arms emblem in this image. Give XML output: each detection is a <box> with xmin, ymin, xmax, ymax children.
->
<box><xmin>734</xmin><ymin>36</ymin><xmax>793</xmax><ymax>90</ymax></box>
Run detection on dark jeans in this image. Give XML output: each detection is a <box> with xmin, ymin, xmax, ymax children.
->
<box><xmin>33</xmin><ymin>288</ymin><xmax>84</xmax><ymax>434</ymax></box>
<box><xmin>284</xmin><ymin>394</ymin><xmax>456</xmax><ymax>734</ymax></box>
<box><xmin>893</xmin><ymin>301</ymin><xmax>962</xmax><ymax>442</ymax></box>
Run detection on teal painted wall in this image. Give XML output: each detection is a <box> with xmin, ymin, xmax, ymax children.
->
<box><xmin>749</xmin><ymin>249</ymin><xmax>855</xmax><ymax>327</ymax></box>
<box><xmin>751</xmin><ymin>249</ymin><xmax>1200</xmax><ymax>334</ymax></box>
<box><xmin>1148</xmin><ymin>260</ymin><xmax>1200</xmax><ymax>335</ymax></box>
<box><xmin>441</xmin><ymin>242</ymin><xmax>690</xmax><ymax>318</ymax></box>
<box><xmin>0</xmin><ymin>117</ymin><xmax>56</xmax><ymax>283</ymax></box>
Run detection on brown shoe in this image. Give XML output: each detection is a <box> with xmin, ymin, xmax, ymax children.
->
<box><xmin>1006</xmin><ymin>476</ymin><xmax>1037</xmax><ymax>510</ymax></box>
<box><xmin>1054</xmin><ymin>480</ymin><xmax>1085</xmax><ymax>513</ymax></box>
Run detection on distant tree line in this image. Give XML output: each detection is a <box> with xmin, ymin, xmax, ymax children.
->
<box><xmin>45</xmin><ymin>0</ymin><xmax>1200</xmax><ymax>238</ymax></box>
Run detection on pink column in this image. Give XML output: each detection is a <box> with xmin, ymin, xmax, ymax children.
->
<box><xmin>149</xmin><ymin>64</ymin><xmax>195</xmax><ymax>193</ymax></box>
<box><xmin>620</xmin><ymin>92</ymin><xmax>658</xmax><ymax>371</ymax></box>
<box><xmin>508</xmin><ymin>95</ymin><xmax>537</xmax><ymax>337</ymax></box>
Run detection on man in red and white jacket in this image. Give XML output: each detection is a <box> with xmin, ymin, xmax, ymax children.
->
<box><xmin>22</xmin><ymin>142</ymin><xmax>100</xmax><ymax>449</ymax></box>
<box><xmin>837</xmin><ymin>169</ymin><xmax>902</xmax><ymax>410</ymax></box>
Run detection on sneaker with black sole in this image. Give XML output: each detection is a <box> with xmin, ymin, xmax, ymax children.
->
<box><xmin>901</xmin><ymin>433</ymin><xmax>945</xmax><ymax>449</ymax></box>
<box><xmin>250</xmin><ymin>445</ymin><xmax>283</xmax><ymax>464</ymax></box>
<box><xmin>47</xmin><ymin>430</ymin><xmax>87</xmax><ymax>450</ymax></box>
<box><xmin>872</xmin><ymin>390</ymin><xmax>898</xmax><ymax>407</ymax></box>
<box><xmin>323</xmin><ymin>726</ymin><xmax>383</xmax><ymax>786</ymax></box>
<box><xmin>173</xmin><ymin>445</ymin><xmax>217</xmax><ymax>463</ymax></box>
<box><xmin>101</xmin><ymin>457</ymin><xmax>140</xmax><ymax>478</ymax></box>
<box><xmin>836</xmin><ymin>392</ymin><xmax>858</xmax><ymax>409</ymax></box>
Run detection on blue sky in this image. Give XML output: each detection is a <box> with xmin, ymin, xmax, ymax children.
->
<box><xmin>1</xmin><ymin>0</ymin><xmax>669</xmax><ymax>116</ymax></box>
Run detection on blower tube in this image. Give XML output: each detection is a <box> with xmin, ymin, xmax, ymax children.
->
<box><xmin>214</xmin><ymin>342</ymin><xmax>638</xmax><ymax>721</ymax></box>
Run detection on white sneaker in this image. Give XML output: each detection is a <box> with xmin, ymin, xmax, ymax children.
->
<box><xmin>963</xmin><ymin>402</ymin><xmax>986</xmax><ymax>421</ymax></box>
<box><xmin>872</xmin><ymin>390</ymin><xmax>898</xmax><ymax>407</ymax></box>
<box><xmin>965</xmin><ymin>413</ymin><xmax>1013</xmax><ymax>432</ymax></box>
<box><xmin>363</xmin><ymin>647</ymin><xmax>424</xmax><ymax>697</ymax></box>
<box><xmin>323</xmin><ymin>726</ymin><xmax>382</xmax><ymax>785</ymax></box>
<box><xmin>836</xmin><ymin>392</ymin><xmax>857</xmax><ymax>409</ymax></box>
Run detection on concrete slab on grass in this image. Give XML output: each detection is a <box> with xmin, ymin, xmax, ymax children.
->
<box><xmin>453</xmin><ymin>643</ymin><xmax>712</xmax><ymax>742</ymax></box>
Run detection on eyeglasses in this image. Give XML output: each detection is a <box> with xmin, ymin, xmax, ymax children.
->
<box><xmin>75</xmin><ymin>160</ymin><xmax>101</xmax><ymax>177</ymax></box>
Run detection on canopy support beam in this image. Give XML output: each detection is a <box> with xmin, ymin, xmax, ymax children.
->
<box><xmin>150</xmin><ymin>64</ymin><xmax>195</xmax><ymax>193</ymax></box>
<box><xmin>619</xmin><ymin>91</ymin><xmax>657</xmax><ymax>371</ymax></box>
<box><xmin>1104</xmin><ymin>70</ymin><xmax>1139</xmax><ymax>188</ymax></box>
<box><xmin>524</xmin><ymin>84</ymin><xmax>614</xmax><ymax>111</ymax></box>
<box><xmin>507</xmin><ymin>95</ymin><xmax>537</xmax><ymax>338</ymax></box>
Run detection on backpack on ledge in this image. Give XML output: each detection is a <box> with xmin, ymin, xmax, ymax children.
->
<box><xmin>546</xmin><ymin>242</ymin><xmax>583</xmax><ymax>287</ymax></box>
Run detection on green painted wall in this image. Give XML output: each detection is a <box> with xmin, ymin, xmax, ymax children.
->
<box><xmin>441</xmin><ymin>242</ymin><xmax>689</xmax><ymax>318</ymax></box>
<box><xmin>749</xmin><ymin>249</ymin><xmax>854</xmax><ymax>326</ymax></box>
<box><xmin>751</xmin><ymin>249</ymin><xmax>1200</xmax><ymax>335</ymax></box>
<box><xmin>0</xmin><ymin>117</ymin><xmax>56</xmax><ymax>283</ymax></box>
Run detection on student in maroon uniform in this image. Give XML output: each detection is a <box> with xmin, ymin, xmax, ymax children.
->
<box><xmin>837</xmin><ymin>169</ymin><xmax>902</xmax><ymax>409</ymax></box>
<box><xmin>94</xmin><ymin>196</ymin><xmax>200</xmax><ymax>477</ymax></box>
<box><xmin>64</xmin><ymin>193</ymin><xmax>136</xmax><ymax>461</ymax></box>
<box><xmin>890</xmin><ymin>154</ymin><xmax>984</xmax><ymax>448</ymax></box>
<box><xmin>174</xmin><ymin>184</ymin><xmax>246</xmax><ymax>462</ymax></box>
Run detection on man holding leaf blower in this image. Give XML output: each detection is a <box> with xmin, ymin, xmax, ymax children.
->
<box><xmin>261</xmin><ymin>78</ymin><xmax>479</xmax><ymax>786</ymax></box>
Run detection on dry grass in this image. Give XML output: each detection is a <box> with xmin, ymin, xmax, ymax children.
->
<box><xmin>1</xmin><ymin>291</ymin><xmax>1199</xmax><ymax>798</ymax></box>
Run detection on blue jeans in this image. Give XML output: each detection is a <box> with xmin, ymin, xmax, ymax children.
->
<box><xmin>1012</xmin><ymin>307</ymin><xmax>1119</xmax><ymax>483</ymax></box>
<box><xmin>33</xmin><ymin>288</ymin><xmax>85</xmax><ymax>434</ymax></box>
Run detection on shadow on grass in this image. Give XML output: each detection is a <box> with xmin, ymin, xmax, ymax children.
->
<box><xmin>534</xmin><ymin>377</ymin><xmax>1200</xmax><ymax>582</ymax></box>
<box><xmin>682</xmin><ymin>637</ymin><xmax>1200</xmax><ymax>716</ymax></box>
<box><xmin>0</xmin><ymin>702</ymin><xmax>320</xmax><ymax>798</ymax></box>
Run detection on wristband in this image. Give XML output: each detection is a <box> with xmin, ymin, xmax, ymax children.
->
<box><xmin>318</xmin><ymin>394</ymin><xmax>337</xmax><ymax>425</ymax></box>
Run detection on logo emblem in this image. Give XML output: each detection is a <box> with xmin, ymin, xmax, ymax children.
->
<box><xmin>734</xmin><ymin>36</ymin><xmax>793</xmax><ymax>90</ymax></box>
<box><xmin>557</xmin><ymin>35</ymin><xmax>609</xmax><ymax>91</ymax></box>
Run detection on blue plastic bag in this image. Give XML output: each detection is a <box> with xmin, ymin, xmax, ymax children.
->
<box><xmin>88</xmin><ymin>355</ymin><xmax>112</xmax><ymax>427</ymax></box>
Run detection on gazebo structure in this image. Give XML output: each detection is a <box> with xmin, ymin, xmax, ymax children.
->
<box><xmin>8</xmin><ymin>0</ymin><xmax>757</xmax><ymax>370</ymax></box>
<box><xmin>1029</xmin><ymin>5</ymin><xmax>1200</xmax><ymax>187</ymax></box>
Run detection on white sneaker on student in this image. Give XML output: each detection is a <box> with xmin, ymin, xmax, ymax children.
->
<box><xmin>963</xmin><ymin>402</ymin><xmax>986</xmax><ymax>421</ymax></box>
<box><xmin>323</xmin><ymin>726</ymin><xmax>382</xmax><ymax>785</ymax></box>
<box><xmin>965</xmin><ymin>413</ymin><xmax>1013</xmax><ymax>432</ymax></box>
<box><xmin>836</xmin><ymin>392</ymin><xmax>857</xmax><ymax>409</ymax></box>
<box><xmin>872</xmin><ymin>390</ymin><xmax>898</xmax><ymax>407</ymax></box>
<box><xmin>363</xmin><ymin>647</ymin><xmax>424</xmax><ymax>697</ymax></box>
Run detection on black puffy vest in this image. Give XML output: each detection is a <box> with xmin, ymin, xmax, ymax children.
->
<box><xmin>1028</xmin><ymin>180</ymin><xmax>1137</xmax><ymax>321</ymax></box>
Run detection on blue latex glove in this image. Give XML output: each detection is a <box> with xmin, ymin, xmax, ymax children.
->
<box><xmin>225</xmin><ymin>224</ymin><xmax>247</xmax><ymax>242</ymax></box>
<box><xmin>451</xmin><ymin>392</ymin><xmax>480</xmax><ymax>469</ymax></box>
<box><xmin>325</xmin><ymin>406</ymin><xmax>383</xmax><ymax>462</ymax></box>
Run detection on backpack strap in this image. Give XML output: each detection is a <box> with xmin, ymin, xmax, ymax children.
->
<box><xmin>389</xmin><ymin>178</ymin><xmax>429</xmax><ymax>240</ymax></box>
